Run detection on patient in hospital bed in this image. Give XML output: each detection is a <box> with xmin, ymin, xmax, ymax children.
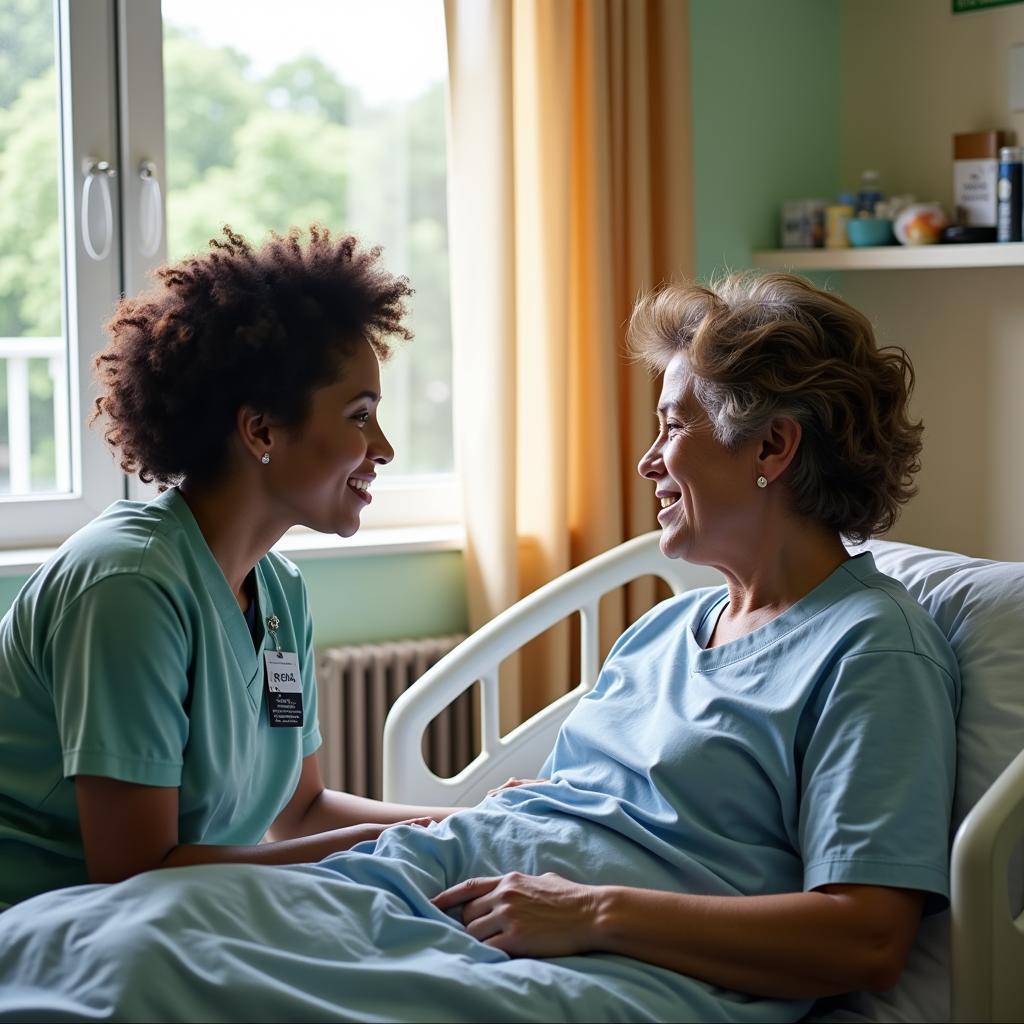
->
<box><xmin>0</xmin><ymin>273</ymin><xmax>958</xmax><ymax>1023</ymax></box>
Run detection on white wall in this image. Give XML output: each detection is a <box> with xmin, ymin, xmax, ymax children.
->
<box><xmin>839</xmin><ymin>0</ymin><xmax>1024</xmax><ymax>559</ymax></box>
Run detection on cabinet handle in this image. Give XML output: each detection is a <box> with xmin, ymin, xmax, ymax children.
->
<box><xmin>81</xmin><ymin>159</ymin><xmax>116</xmax><ymax>262</ymax></box>
<box><xmin>138</xmin><ymin>160</ymin><xmax>163</xmax><ymax>258</ymax></box>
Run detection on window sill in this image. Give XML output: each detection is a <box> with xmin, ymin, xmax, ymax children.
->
<box><xmin>0</xmin><ymin>523</ymin><xmax>465</xmax><ymax>578</ymax></box>
<box><xmin>273</xmin><ymin>523</ymin><xmax>465</xmax><ymax>561</ymax></box>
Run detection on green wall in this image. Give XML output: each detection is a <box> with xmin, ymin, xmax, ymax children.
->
<box><xmin>301</xmin><ymin>550</ymin><xmax>467</xmax><ymax>648</ymax></box>
<box><xmin>0</xmin><ymin>576</ymin><xmax>24</xmax><ymax>616</ymax></box>
<box><xmin>1</xmin><ymin>549</ymin><xmax>468</xmax><ymax>649</ymax></box>
<box><xmin>690</xmin><ymin>0</ymin><xmax>842</xmax><ymax>281</ymax></box>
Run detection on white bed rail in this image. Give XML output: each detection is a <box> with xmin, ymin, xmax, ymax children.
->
<box><xmin>951</xmin><ymin>746</ymin><xmax>1024</xmax><ymax>1023</ymax></box>
<box><xmin>382</xmin><ymin>532</ymin><xmax>723</xmax><ymax>806</ymax></box>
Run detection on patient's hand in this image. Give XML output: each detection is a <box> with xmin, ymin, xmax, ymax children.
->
<box><xmin>485</xmin><ymin>777</ymin><xmax>547</xmax><ymax>799</ymax></box>
<box><xmin>430</xmin><ymin>871</ymin><xmax>597</xmax><ymax>958</ymax></box>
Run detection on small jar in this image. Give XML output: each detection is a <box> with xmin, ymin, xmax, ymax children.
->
<box><xmin>825</xmin><ymin>202</ymin><xmax>855</xmax><ymax>248</ymax></box>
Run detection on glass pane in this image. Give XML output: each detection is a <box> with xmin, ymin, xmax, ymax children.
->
<box><xmin>161</xmin><ymin>0</ymin><xmax>453</xmax><ymax>476</ymax></box>
<box><xmin>0</xmin><ymin>0</ymin><xmax>71</xmax><ymax>497</ymax></box>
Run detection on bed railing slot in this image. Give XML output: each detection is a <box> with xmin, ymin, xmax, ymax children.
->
<box><xmin>480</xmin><ymin>671</ymin><xmax>501</xmax><ymax>751</ymax></box>
<box><xmin>580</xmin><ymin>601</ymin><xmax>600</xmax><ymax>689</ymax></box>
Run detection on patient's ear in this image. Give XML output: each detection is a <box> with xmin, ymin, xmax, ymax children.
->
<box><xmin>756</xmin><ymin>416</ymin><xmax>802</xmax><ymax>483</ymax></box>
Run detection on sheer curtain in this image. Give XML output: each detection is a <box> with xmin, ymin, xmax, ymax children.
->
<box><xmin>445</xmin><ymin>0</ymin><xmax>693</xmax><ymax>726</ymax></box>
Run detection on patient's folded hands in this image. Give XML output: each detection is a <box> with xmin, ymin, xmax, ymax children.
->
<box><xmin>430</xmin><ymin>871</ymin><xmax>599</xmax><ymax>958</ymax></box>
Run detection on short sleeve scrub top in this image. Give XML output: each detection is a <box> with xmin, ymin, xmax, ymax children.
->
<box><xmin>0</xmin><ymin>488</ymin><xmax>322</xmax><ymax>909</ymax></box>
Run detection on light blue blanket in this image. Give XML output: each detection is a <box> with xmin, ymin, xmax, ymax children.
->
<box><xmin>0</xmin><ymin>800</ymin><xmax>800</xmax><ymax>1023</ymax></box>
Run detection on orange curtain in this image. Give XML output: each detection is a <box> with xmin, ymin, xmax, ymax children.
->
<box><xmin>445</xmin><ymin>0</ymin><xmax>694</xmax><ymax>727</ymax></box>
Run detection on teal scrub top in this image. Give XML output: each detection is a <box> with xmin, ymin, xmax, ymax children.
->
<box><xmin>0</xmin><ymin>488</ymin><xmax>322</xmax><ymax>909</ymax></box>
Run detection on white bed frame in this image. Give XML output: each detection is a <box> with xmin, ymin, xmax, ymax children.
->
<box><xmin>382</xmin><ymin>532</ymin><xmax>1024</xmax><ymax>1023</ymax></box>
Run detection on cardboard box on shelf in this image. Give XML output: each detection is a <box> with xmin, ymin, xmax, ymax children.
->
<box><xmin>954</xmin><ymin>130</ymin><xmax>1013</xmax><ymax>226</ymax></box>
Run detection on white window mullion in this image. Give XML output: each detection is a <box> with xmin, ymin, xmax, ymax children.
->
<box><xmin>116</xmin><ymin>0</ymin><xmax>167</xmax><ymax>299</ymax></box>
<box><xmin>62</xmin><ymin>0</ymin><xmax>125</xmax><ymax>520</ymax></box>
<box><xmin>117</xmin><ymin>0</ymin><xmax>166</xmax><ymax>504</ymax></box>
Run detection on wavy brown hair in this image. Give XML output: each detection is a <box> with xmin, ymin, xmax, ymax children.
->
<box><xmin>627</xmin><ymin>272</ymin><xmax>923</xmax><ymax>542</ymax></box>
<box><xmin>92</xmin><ymin>225</ymin><xmax>413</xmax><ymax>486</ymax></box>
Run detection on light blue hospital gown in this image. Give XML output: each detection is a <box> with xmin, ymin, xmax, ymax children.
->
<box><xmin>0</xmin><ymin>553</ymin><xmax>960</xmax><ymax>1023</ymax></box>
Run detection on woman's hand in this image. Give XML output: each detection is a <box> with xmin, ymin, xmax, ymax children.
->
<box><xmin>269</xmin><ymin>754</ymin><xmax>464</xmax><ymax>841</ymax></box>
<box><xmin>430</xmin><ymin>871</ymin><xmax>600</xmax><ymax>958</ymax></box>
<box><xmin>485</xmin><ymin>777</ymin><xmax>547</xmax><ymax>799</ymax></box>
<box><xmin>332</xmin><ymin>816</ymin><xmax>434</xmax><ymax>852</ymax></box>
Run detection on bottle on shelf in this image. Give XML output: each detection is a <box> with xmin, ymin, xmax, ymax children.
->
<box><xmin>855</xmin><ymin>170</ymin><xmax>884</xmax><ymax>217</ymax></box>
<box><xmin>996</xmin><ymin>146</ymin><xmax>1023</xmax><ymax>243</ymax></box>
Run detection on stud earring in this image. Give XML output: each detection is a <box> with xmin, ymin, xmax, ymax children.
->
<box><xmin>261</xmin><ymin>452</ymin><xmax>271</xmax><ymax>465</ymax></box>
<box><xmin>756</xmin><ymin>475</ymin><xmax>768</xmax><ymax>489</ymax></box>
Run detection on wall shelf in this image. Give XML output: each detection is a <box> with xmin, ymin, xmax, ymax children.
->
<box><xmin>752</xmin><ymin>242</ymin><xmax>1024</xmax><ymax>271</ymax></box>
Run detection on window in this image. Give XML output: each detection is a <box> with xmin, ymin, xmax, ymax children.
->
<box><xmin>0</xmin><ymin>0</ymin><xmax>455</xmax><ymax>548</ymax></box>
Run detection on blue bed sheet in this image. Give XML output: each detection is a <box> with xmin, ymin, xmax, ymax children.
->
<box><xmin>0</xmin><ymin>801</ymin><xmax>804</xmax><ymax>1023</ymax></box>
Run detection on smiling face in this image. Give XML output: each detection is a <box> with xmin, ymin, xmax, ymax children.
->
<box><xmin>637</xmin><ymin>352</ymin><xmax>761</xmax><ymax>564</ymax></box>
<box><xmin>268</xmin><ymin>336</ymin><xmax>394</xmax><ymax>537</ymax></box>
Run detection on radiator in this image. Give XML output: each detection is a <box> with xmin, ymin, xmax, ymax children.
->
<box><xmin>316</xmin><ymin>635</ymin><xmax>472</xmax><ymax>800</ymax></box>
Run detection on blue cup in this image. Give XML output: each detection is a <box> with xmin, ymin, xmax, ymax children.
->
<box><xmin>846</xmin><ymin>218</ymin><xmax>895</xmax><ymax>247</ymax></box>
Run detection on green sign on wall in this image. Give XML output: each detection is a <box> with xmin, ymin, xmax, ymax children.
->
<box><xmin>954</xmin><ymin>0</ymin><xmax>1024</xmax><ymax>12</ymax></box>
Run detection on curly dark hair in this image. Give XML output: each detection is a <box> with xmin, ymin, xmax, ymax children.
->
<box><xmin>92</xmin><ymin>225</ymin><xmax>413</xmax><ymax>485</ymax></box>
<box><xmin>628</xmin><ymin>272</ymin><xmax>923</xmax><ymax>543</ymax></box>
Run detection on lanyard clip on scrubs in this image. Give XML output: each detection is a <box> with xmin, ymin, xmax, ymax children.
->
<box><xmin>266</xmin><ymin>614</ymin><xmax>282</xmax><ymax>653</ymax></box>
<box><xmin>263</xmin><ymin>613</ymin><xmax>303</xmax><ymax>728</ymax></box>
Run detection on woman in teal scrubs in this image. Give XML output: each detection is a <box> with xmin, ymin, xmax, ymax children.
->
<box><xmin>0</xmin><ymin>226</ymin><xmax>452</xmax><ymax>910</ymax></box>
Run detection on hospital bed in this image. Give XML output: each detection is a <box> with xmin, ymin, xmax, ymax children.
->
<box><xmin>383</xmin><ymin>533</ymin><xmax>1024</xmax><ymax>1024</ymax></box>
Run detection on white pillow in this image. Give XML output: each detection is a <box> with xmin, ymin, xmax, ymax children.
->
<box><xmin>814</xmin><ymin>539</ymin><xmax>1024</xmax><ymax>1023</ymax></box>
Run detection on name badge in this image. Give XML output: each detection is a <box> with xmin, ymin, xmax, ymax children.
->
<box><xmin>263</xmin><ymin>649</ymin><xmax>303</xmax><ymax>728</ymax></box>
